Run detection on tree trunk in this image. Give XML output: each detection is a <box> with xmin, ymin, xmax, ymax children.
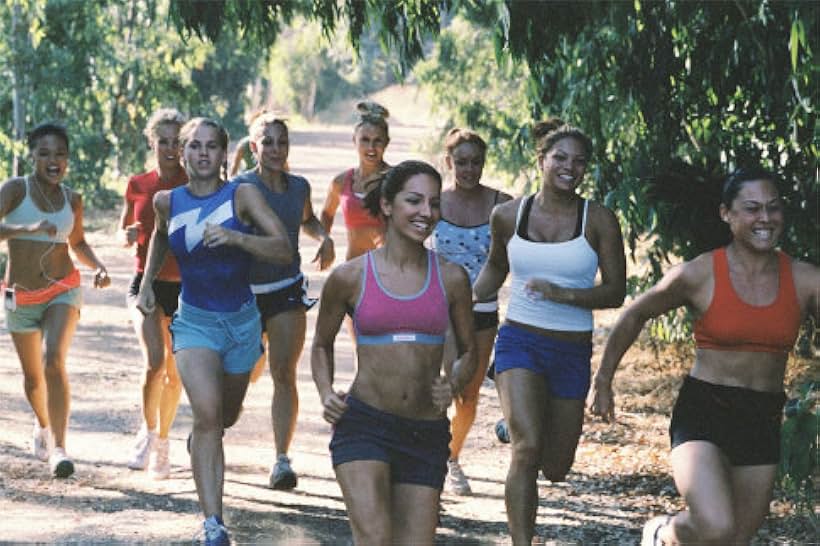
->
<box><xmin>11</xmin><ymin>0</ymin><xmax>28</xmax><ymax>176</ymax></box>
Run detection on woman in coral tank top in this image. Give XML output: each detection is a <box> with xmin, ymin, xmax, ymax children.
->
<box><xmin>590</xmin><ymin>167</ymin><xmax>820</xmax><ymax>545</ymax></box>
<box><xmin>320</xmin><ymin>101</ymin><xmax>390</xmax><ymax>262</ymax></box>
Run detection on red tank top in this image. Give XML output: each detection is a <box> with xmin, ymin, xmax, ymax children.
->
<box><xmin>693</xmin><ymin>247</ymin><xmax>800</xmax><ymax>353</ymax></box>
<box><xmin>340</xmin><ymin>168</ymin><xmax>384</xmax><ymax>230</ymax></box>
<box><xmin>125</xmin><ymin>170</ymin><xmax>187</xmax><ymax>278</ymax></box>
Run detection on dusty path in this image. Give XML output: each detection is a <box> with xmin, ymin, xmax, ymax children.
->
<box><xmin>0</xmin><ymin>93</ymin><xmax>812</xmax><ymax>544</ymax></box>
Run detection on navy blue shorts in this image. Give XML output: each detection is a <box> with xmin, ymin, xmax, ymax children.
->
<box><xmin>330</xmin><ymin>396</ymin><xmax>451</xmax><ymax>490</ymax></box>
<box><xmin>127</xmin><ymin>274</ymin><xmax>180</xmax><ymax>317</ymax></box>
<box><xmin>670</xmin><ymin>375</ymin><xmax>786</xmax><ymax>466</ymax></box>
<box><xmin>473</xmin><ymin>309</ymin><xmax>499</xmax><ymax>331</ymax></box>
<box><xmin>255</xmin><ymin>277</ymin><xmax>316</xmax><ymax>324</ymax></box>
<box><xmin>493</xmin><ymin>323</ymin><xmax>592</xmax><ymax>400</ymax></box>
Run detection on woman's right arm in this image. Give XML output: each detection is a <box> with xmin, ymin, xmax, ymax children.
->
<box><xmin>311</xmin><ymin>264</ymin><xmax>356</xmax><ymax>424</ymax></box>
<box><xmin>320</xmin><ymin>174</ymin><xmax>344</xmax><ymax>233</ymax></box>
<box><xmin>473</xmin><ymin>201</ymin><xmax>514</xmax><ymax>302</ymax></box>
<box><xmin>136</xmin><ymin>191</ymin><xmax>171</xmax><ymax>314</ymax></box>
<box><xmin>118</xmin><ymin>188</ymin><xmax>139</xmax><ymax>247</ymax></box>
<box><xmin>589</xmin><ymin>259</ymin><xmax>702</xmax><ymax>421</ymax></box>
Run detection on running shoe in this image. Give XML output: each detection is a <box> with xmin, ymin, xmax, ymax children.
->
<box><xmin>197</xmin><ymin>515</ymin><xmax>230</xmax><ymax>546</ymax></box>
<box><xmin>641</xmin><ymin>515</ymin><xmax>671</xmax><ymax>546</ymax></box>
<box><xmin>445</xmin><ymin>460</ymin><xmax>473</xmax><ymax>496</ymax></box>
<box><xmin>148</xmin><ymin>437</ymin><xmax>170</xmax><ymax>480</ymax></box>
<box><xmin>127</xmin><ymin>425</ymin><xmax>157</xmax><ymax>470</ymax></box>
<box><xmin>49</xmin><ymin>447</ymin><xmax>75</xmax><ymax>478</ymax></box>
<box><xmin>495</xmin><ymin>418</ymin><xmax>511</xmax><ymax>444</ymax></box>
<box><xmin>32</xmin><ymin>420</ymin><xmax>51</xmax><ymax>461</ymax></box>
<box><xmin>268</xmin><ymin>454</ymin><xmax>297</xmax><ymax>490</ymax></box>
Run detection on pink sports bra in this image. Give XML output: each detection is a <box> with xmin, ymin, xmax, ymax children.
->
<box><xmin>353</xmin><ymin>250</ymin><xmax>449</xmax><ymax>345</ymax></box>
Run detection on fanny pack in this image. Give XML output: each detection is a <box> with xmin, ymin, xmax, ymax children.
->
<box><xmin>15</xmin><ymin>269</ymin><xmax>81</xmax><ymax>306</ymax></box>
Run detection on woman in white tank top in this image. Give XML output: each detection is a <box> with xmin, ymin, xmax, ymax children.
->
<box><xmin>0</xmin><ymin>122</ymin><xmax>111</xmax><ymax>480</ymax></box>
<box><xmin>474</xmin><ymin>118</ymin><xmax>626</xmax><ymax>544</ymax></box>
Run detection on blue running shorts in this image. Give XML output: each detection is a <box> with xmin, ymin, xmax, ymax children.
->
<box><xmin>170</xmin><ymin>299</ymin><xmax>263</xmax><ymax>375</ymax></box>
<box><xmin>493</xmin><ymin>322</ymin><xmax>592</xmax><ymax>400</ymax></box>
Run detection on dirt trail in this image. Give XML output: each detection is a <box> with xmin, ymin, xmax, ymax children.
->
<box><xmin>0</xmin><ymin>92</ymin><xmax>812</xmax><ymax>544</ymax></box>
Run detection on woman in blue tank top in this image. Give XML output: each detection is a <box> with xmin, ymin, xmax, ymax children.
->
<box><xmin>135</xmin><ymin>117</ymin><xmax>292</xmax><ymax>545</ymax></box>
<box><xmin>474</xmin><ymin>118</ymin><xmax>626</xmax><ymax>544</ymax></box>
<box><xmin>431</xmin><ymin>128</ymin><xmax>512</xmax><ymax>496</ymax></box>
<box><xmin>0</xmin><ymin>122</ymin><xmax>111</xmax><ymax>480</ymax></box>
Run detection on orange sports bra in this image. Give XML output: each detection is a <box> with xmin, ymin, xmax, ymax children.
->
<box><xmin>693</xmin><ymin>247</ymin><xmax>800</xmax><ymax>353</ymax></box>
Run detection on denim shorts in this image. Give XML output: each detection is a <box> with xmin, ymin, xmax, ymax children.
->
<box><xmin>493</xmin><ymin>323</ymin><xmax>592</xmax><ymax>400</ymax></box>
<box><xmin>170</xmin><ymin>299</ymin><xmax>263</xmax><ymax>375</ymax></box>
<box><xmin>126</xmin><ymin>274</ymin><xmax>181</xmax><ymax>317</ymax></box>
<box><xmin>330</xmin><ymin>396</ymin><xmax>451</xmax><ymax>490</ymax></box>
<box><xmin>670</xmin><ymin>375</ymin><xmax>786</xmax><ymax>466</ymax></box>
<box><xmin>5</xmin><ymin>287</ymin><xmax>82</xmax><ymax>333</ymax></box>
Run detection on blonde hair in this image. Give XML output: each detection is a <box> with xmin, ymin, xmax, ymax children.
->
<box><xmin>444</xmin><ymin>128</ymin><xmax>487</xmax><ymax>157</ymax></box>
<box><xmin>533</xmin><ymin>117</ymin><xmax>592</xmax><ymax>159</ymax></box>
<box><xmin>143</xmin><ymin>108</ymin><xmax>186</xmax><ymax>143</ymax></box>
<box><xmin>248</xmin><ymin>110</ymin><xmax>289</xmax><ymax>139</ymax></box>
<box><xmin>354</xmin><ymin>101</ymin><xmax>390</xmax><ymax>140</ymax></box>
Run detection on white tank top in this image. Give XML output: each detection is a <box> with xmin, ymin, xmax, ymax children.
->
<box><xmin>5</xmin><ymin>177</ymin><xmax>74</xmax><ymax>243</ymax></box>
<box><xmin>505</xmin><ymin>196</ymin><xmax>598</xmax><ymax>331</ymax></box>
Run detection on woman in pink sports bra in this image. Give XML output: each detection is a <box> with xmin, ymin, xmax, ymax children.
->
<box><xmin>0</xmin><ymin>122</ymin><xmax>111</xmax><ymax>479</ymax></box>
<box><xmin>312</xmin><ymin>160</ymin><xmax>477</xmax><ymax>544</ymax></box>
<box><xmin>320</xmin><ymin>101</ymin><xmax>390</xmax><ymax>262</ymax></box>
<box><xmin>591</xmin><ymin>167</ymin><xmax>820</xmax><ymax>544</ymax></box>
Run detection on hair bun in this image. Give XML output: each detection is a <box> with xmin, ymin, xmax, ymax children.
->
<box><xmin>356</xmin><ymin>101</ymin><xmax>389</xmax><ymax>121</ymax></box>
<box><xmin>533</xmin><ymin>117</ymin><xmax>564</xmax><ymax>139</ymax></box>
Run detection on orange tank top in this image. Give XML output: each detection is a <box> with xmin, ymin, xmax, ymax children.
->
<box><xmin>693</xmin><ymin>247</ymin><xmax>800</xmax><ymax>353</ymax></box>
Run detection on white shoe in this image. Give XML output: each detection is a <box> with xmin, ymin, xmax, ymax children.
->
<box><xmin>641</xmin><ymin>515</ymin><xmax>671</xmax><ymax>546</ymax></box>
<box><xmin>32</xmin><ymin>421</ymin><xmax>51</xmax><ymax>461</ymax></box>
<box><xmin>148</xmin><ymin>437</ymin><xmax>171</xmax><ymax>480</ymax></box>
<box><xmin>127</xmin><ymin>426</ymin><xmax>157</xmax><ymax>470</ymax></box>
<box><xmin>49</xmin><ymin>447</ymin><xmax>74</xmax><ymax>478</ymax></box>
<box><xmin>446</xmin><ymin>460</ymin><xmax>472</xmax><ymax>495</ymax></box>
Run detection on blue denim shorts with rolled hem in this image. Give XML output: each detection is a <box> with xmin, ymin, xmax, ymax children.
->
<box><xmin>330</xmin><ymin>396</ymin><xmax>451</xmax><ymax>490</ymax></box>
<box><xmin>5</xmin><ymin>287</ymin><xmax>82</xmax><ymax>333</ymax></box>
<box><xmin>493</xmin><ymin>323</ymin><xmax>592</xmax><ymax>400</ymax></box>
<box><xmin>170</xmin><ymin>299</ymin><xmax>263</xmax><ymax>375</ymax></box>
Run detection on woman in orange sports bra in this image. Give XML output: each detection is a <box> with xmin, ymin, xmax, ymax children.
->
<box><xmin>590</xmin><ymin>167</ymin><xmax>820</xmax><ymax>545</ymax></box>
<box><xmin>321</xmin><ymin>101</ymin><xmax>390</xmax><ymax>262</ymax></box>
<box><xmin>0</xmin><ymin>122</ymin><xmax>111</xmax><ymax>479</ymax></box>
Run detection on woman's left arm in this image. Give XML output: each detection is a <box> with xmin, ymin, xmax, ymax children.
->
<box><xmin>67</xmin><ymin>191</ymin><xmax>110</xmax><ymax>288</ymax></box>
<box><xmin>442</xmin><ymin>261</ymin><xmax>478</xmax><ymax>400</ymax></box>
<box><xmin>793</xmin><ymin>260</ymin><xmax>820</xmax><ymax>322</ymax></box>
<box><xmin>300</xmin><ymin>182</ymin><xmax>335</xmax><ymax>270</ymax></box>
<box><xmin>213</xmin><ymin>183</ymin><xmax>293</xmax><ymax>264</ymax></box>
<box><xmin>528</xmin><ymin>202</ymin><xmax>626</xmax><ymax>309</ymax></box>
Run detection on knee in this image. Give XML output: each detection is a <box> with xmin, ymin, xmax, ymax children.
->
<box><xmin>510</xmin><ymin>436</ymin><xmax>542</xmax><ymax>467</ymax></box>
<box><xmin>457</xmin><ymin>390</ymin><xmax>480</xmax><ymax>412</ymax></box>
<box><xmin>350</xmin><ymin>519</ymin><xmax>389</xmax><ymax>546</ymax></box>
<box><xmin>193</xmin><ymin>408</ymin><xmax>222</xmax><ymax>432</ymax></box>
<box><xmin>22</xmin><ymin>373</ymin><xmax>43</xmax><ymax>392</ymax></box>
<box><xmin>42</xmin><ymin>345</ymin><xmax>68</xmax><ymax>372</ymax></box>
<box><xmin>270</xmin><ymin>360</ymin><xmax>296</xmax><ymax>387</ymax></box>
<box><xmin>690</xmin><ymin>511</ymin><xmax>736</xmax><ymax>543</ymax></box>
<box><xmin>540</xmin><ymin>465</ymin><xmax>571</xmax><ymax>483</ymax></box>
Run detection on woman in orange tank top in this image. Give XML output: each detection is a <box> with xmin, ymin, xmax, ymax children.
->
<box><xmin>590</xmin><ymin>167</ymin><xmax>820</xmax><ymax>545</ymax></box>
